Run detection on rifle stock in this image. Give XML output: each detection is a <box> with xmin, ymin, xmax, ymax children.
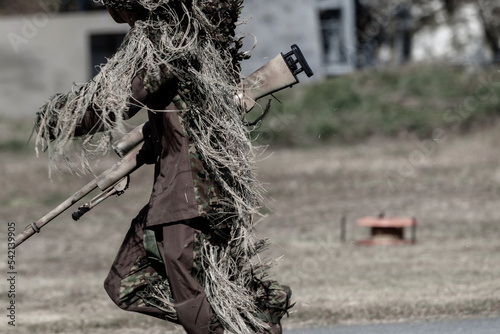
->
<box><xmin>113</xmin><ymin>45</ymin><xmax>314</xmax><ymax>157</ymax></box>
<box><xmin>236</xmin><ymin>44</ymin><xmax>313</xmax><ymax>111</ymax></box>
<box><xmin>14</xmin><ymin>44</ymin><xmax>313</xmax><ymax>248</ymax></box>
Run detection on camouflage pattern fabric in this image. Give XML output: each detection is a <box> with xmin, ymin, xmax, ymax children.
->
<box><xmin>191</xmin><ymin>229</ymin><xmax>205</xmax><ymax>285</ymax></box>
<box><xmin>189</xmin><ymin>143</ymin><xmax>221</xmax><ymax>215</ymax></box>
<box><xmin>101</xmin><ymin>0</ymin><xmax>137</xmax><ymax>11</ymax></box>
<box><xmin>174</xmin><ymin>104</ymin><xmax>225</xmax><ymax>218</ymax></box>
<box><xmin>137</xmin><ymin>66</ymin><xmax>175</xmax><ymax>95</ymax></box>
<box><xmin>136</xmin><ymin>277</ymin><xmax>178</xmax><ymax>321</ymax></box>
<box><xmin>118</xmin><ymin>254</ymin><xmax>178</xmax><ymax>322</ymax></box>
<box><xmin>118</xmin><ymin>254</ymin><xmax>157</xmax><ymax>307</ymax></box>
<box><xmin>255</xmin><ymin>280</ymin><xmax>294</xmax><ymax>333</ymax></box>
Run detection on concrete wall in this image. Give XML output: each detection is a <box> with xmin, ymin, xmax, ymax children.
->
<box><xmin>238</xmin><ymin>0</ymin><xmax>323</xmax><ymax>80</ymax></box>
<box><xmin>0</xmin><ymin>11</ymin><xmax>128</xmax><ymax>118</ymax></box>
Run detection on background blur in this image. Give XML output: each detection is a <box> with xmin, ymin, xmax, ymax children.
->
<box><xmin>2</xmin><ymin>0</ymin><xmax>500</xmax><ymax>119</ymax></box>
<box><xmin>1</xmin><ymin>1</ymin><xmax>500</xmax><ymax>333</ymax></box>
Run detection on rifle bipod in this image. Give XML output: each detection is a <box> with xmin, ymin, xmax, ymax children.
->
<box><xmin>72</xmin><ymin>176</ymin><xmax>130</xmax><ymax>221</ymax></box>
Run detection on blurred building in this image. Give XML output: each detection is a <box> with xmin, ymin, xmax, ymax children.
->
<box><xmin>0</xmin><ymin>10</ymin><xmax>129</xmax><ymax>118</ymax></box>
<box><xmin>240</xmin><ymin>0</ymin><xmax>356</xmax><ymax>77</ymax></box>
<box><xmin>0</xmin><ymin>1</ymin><xmax>493</xmax><ymax>118</ymax></box>
<box><xmin>0</xmin><ymin>0</ymin><xmax>358</xmax><ymax>118</ymax></box>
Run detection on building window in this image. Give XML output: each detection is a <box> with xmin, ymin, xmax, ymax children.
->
<box><xmin>89</xmin><ymin>33</ymin><xmax>126</xmax><ymax>77</ymax></box>
<box><xmin>317</xmin><ymin>0</ymin><xmax>356</xmax><ymax>75</ymax></box>
<box><xmin>319</xmin><ymin>9</ymin><xmax>347</xmax><ymax>65</ymax></box>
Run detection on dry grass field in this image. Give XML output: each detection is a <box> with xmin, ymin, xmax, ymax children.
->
<box><xmin>1</xmin><ymin>117</ymin><xmax>500</xmax><ymax>333</ymax></box>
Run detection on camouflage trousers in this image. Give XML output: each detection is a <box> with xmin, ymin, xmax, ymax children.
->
<box><xmin>103</xmin><ymin>206</ymin><xmax>223</xmax><ymax>334</ymax></box>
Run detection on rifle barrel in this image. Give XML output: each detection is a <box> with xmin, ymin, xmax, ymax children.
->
<box><xmin>14</xmin><ymin>143</ymin><xmax>145</xmax><ymax>248</ymax></box>
<box><xmin>14</xmin><ymin>177</ymin><xmax>99</xmax><ymax>248</ymax></box>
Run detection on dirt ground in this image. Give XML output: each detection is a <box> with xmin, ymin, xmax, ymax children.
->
<box><xmin>1</xmin><ymin>120</ymin><xmax>500</xmax><ymax>333</ymax></box>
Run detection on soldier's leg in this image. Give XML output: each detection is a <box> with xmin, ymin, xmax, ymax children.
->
<box><xmin>157</xmin><ymin>220</ymin><xmax>223</xmax><ymax>334</ymax></box>
<box><xmin>103</xmin><ymin>206</ymin><xmax>177</xmax><ymax>321</ymax></box>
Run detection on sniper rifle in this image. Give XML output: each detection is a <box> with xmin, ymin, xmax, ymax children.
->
<box><xmin>14</xmin><ymin>44</ymin><xmax>313</xmax><ymax>248</ymax></box>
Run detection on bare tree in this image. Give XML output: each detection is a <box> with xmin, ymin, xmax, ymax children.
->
<box><xmin>355</xmin><ymin>0</ymin><xmax>412</xmax><ymax>66</ymax></box>
<box><xmin>356</xmin><ymin>0</ymin><xmax>441</xmax><ymax>66</ymax></box>
<box><xmin>476</xmin><ymin>0</ymin><xmax>500</xmax><ymax>62</ymax></box>
<box><xmin>357</xmin><ymin>0</ymin><xmax>500</xmax><ymax>65</ymax></box>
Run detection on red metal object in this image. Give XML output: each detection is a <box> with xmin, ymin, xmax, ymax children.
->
<box><xmin>356</xmin><ymin>216</ymin><xmax>417</xmax><ymax>245</ymax></box>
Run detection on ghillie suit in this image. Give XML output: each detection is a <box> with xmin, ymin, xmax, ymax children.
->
<box><xmin>35</xmin><ymin>1</ymin><xmax>292</xmax><ymax>333</ymax></box>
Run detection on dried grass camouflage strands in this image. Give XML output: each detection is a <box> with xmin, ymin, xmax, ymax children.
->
<box><xmin>35</xmin><ymin>1</ymin><xmax>275</xmax><ymax>333</ymax></box>
<box><xmin>35</xmin><ymin>0</ymin><xmax>246</xmax><ymax>174</ymax></box>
